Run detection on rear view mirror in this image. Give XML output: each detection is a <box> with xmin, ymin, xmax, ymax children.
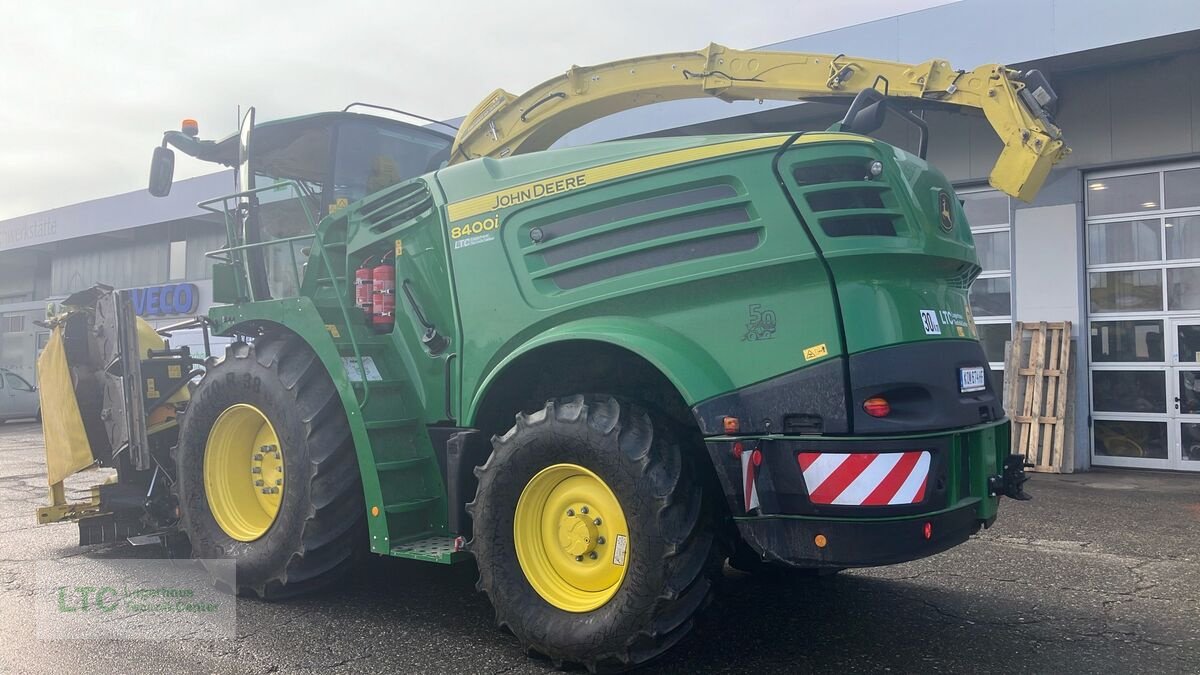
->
<box><xmin>148</xmin><ymin>146</ymin><xmax>175</xmax><ymax>197</ymax></box>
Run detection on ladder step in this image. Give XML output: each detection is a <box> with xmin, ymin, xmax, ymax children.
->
<box><xmin>389</xmin><ymin>535</ymin><xmax>467</xmax><ymax>564</ymax></box>
<box><xmin>365</xmin><ymin>417</ymin><xmax>418</xmax><ymax>430</ymax></box>
<box><xmin>376</xmin><ymin>457</ymin><xmax>429</xmax><ymax>471</ymax></box>
<box><xmin>383</xmin><ymin>497</ymin><xmax>440</xmax><ymax>514</ymax></box>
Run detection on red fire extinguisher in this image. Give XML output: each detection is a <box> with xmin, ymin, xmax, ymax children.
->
<box><xmin>354</xmin><ymin>257</ymin><xmax>374</xmax><ymax>320</ymax></box>
<box><xmin>371</xmin><ymin>253</ymin><xmax>396</xmax><ymax>333</ymax></box>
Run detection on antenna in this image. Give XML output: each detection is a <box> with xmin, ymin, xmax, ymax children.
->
<box><xmin>235</xmin><ymin>104</ymin><xmax>241</xmax><ymax>192</ymax></box>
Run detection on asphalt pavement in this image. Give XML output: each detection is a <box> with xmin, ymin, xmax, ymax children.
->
<box><xmin>0</xmin><ymin>419</ymin><xmax>1197</xmax><ymax>673</ymax></box>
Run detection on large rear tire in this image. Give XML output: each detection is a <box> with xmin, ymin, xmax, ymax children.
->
<box><xmin>176</xmin><ymin>333</ymin><xmax>364</xmax><ymax>598</ymax></box>
<box><xmin>469</xmin><ymin>395</ymin><xmax>718</xmax><ymax>672</ymax></box>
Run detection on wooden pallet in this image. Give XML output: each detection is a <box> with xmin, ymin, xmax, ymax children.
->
<box><xmin>1005</xmin><ymin>321</ymin><xmax>1072</xmax><ymax>472</ymax></box>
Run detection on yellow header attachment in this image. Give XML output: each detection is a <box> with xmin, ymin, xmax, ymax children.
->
<box><xmin>451</xmin><ymin>43</ymin><xmax>1069</xmax><ymax>202</ymax></box>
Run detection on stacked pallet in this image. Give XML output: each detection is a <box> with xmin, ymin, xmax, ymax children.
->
<box><xmin>1005</xmin><ymin>321</ymin><xmax>1073</xmax><ymax>472</ymax></box>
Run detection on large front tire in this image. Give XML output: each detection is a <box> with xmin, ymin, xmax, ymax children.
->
<box><xmin>469</xmin><ymin>396</ymin><xmax>717</xmax><ymax>672</ymax></box>
<box><xmin>176</xmin><ymin>333</ymin><xmax>364</xmax><ymax>598</ymax></box>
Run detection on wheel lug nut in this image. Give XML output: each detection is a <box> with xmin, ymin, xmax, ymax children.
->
<box><xmin>566</xmin><ymin>509</ymin><xmax>575</xmax><ymax>517</ymax></box>
<box><xmin>253</xmin><ymin>453</ymin><xmax>263</xmax><ymax>461</ymax></box>
<box><xmin>251</xmin><ymin>467</ymin><xmax>262</xmax><ymax>474</ymax></box>
<box><xmin>588</xmin><ymin>552</ymin><xmax>597</xmax><ymax>560</ymax></box>
<box><xmin>580</xmin><ymin>506</ymin><xmax>589</xmax><ymax>514</ymax></box>
<box><xmin>594</xmin><ymin>518</ymin><xmax>602</xmax><ymax>526</ymax></box>
<box><xmin>575</xmin><ymin>555</ymin><xmax>583</xmax><ymax>562</ymax></box>
<box><xmin>597</xmin><ymin>536</ymin><xmax>605</xmax><ymax>545</ymax></box>
<box><xmin>275</xmin><ymin>479</ymin><xmax>282</xmax><ymax>486</ymax></box>
<box><xmin>255</xmin><ymin>480</ymin><xmax>264</xmax><ymax>486</ymax></box>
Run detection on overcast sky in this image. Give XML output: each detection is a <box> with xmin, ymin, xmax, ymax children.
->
<box><xmin>0</xmin><ymin>0</ymin><xmax>954</xmax><ymax>221</ymax></box>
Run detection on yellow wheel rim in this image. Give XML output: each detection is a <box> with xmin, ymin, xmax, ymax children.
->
<box><xmin>514</xmin><ymin>463</ymin><xmax>630</xmax><ymax>612</ymax></box>
<box><xmin>203</xmin><ymin>404</ymin><xmax>285</xmax><ymax>542</ymax></box>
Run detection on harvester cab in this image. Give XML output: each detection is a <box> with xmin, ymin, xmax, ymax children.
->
<box><xmin>150</xmin><ymin>107</ymin><xmax>454</xmax><ymax>300</ymax></box>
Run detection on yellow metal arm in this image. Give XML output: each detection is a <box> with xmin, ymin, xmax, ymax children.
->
<box><xmin>450</xmin><ymin>43</ymin><xmax>1069</xmax><ymax>202</ymax></box>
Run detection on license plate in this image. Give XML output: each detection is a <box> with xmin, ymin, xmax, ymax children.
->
<box><xmin>959</xmin><ymin>366</ymin><xmax>986</xmax><ymax>393</ymax></box>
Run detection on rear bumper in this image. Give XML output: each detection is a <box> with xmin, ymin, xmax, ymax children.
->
<box><xmin>705</xmin><ymin>420</ymin><xmax>1013</xmax><ymax>568</ymax></box>
<box><xmin>735</xmin><ymin>502</ymin><xmax>981</xmax><ymax>568</ymax></box>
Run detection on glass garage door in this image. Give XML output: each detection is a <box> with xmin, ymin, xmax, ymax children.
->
<box><xmin>959</xmin><ymin>188</ymin><xmax>1013</xmax><ymax>378</ymax></box>
<box><xmin>1086</xmin><ymin>163</ymin><xmax>1200</xmax><ymax>471</ymax></box>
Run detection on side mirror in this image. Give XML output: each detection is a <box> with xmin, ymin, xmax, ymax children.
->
<box><xmin>148</xmin><ymin>146</ymin><xmax>175</xmax><ymax>197</ymax></box>
<box><xmin>835</xmin><ymin>88</ymin><xmax>890</xmax><ymax>137</ymax></box>
<box><xmin>847</xmin><ymin>100</ymin><xmax>887</xmax><ymax>135</ymax></box>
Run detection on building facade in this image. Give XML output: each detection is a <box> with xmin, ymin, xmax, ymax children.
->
<box><xmin>2</xmin><ymin>0</ymin><xmax>1198</xmax><ymax>471</ymax></box>
<box><xmin>0</xmin><ymin>171</ymin><xmax>233</xmax><ymax>383</ymax></box>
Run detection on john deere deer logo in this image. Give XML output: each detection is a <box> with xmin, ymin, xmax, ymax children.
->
<box><xmin>938</xmin><ymin>191</ymin><xmax>955</xmax><ymax>232</ymax></box>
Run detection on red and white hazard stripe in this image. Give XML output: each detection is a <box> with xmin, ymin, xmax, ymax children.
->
<box><xmin>740</xmin><ymin>445</ymin><xmax>760</xmax><ymax>512</ymax></box>
<box><xmin>797</xmin><ymin>451</ymin><xmax>930</xmax><ymax>506</ymax></box>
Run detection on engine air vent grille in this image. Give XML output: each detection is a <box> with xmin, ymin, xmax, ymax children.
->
<box><xmin>525</xmin><ymin>182</ymin><xmax>759</xmax><ymax>291</ymax></box>
<box><xmin>791</xmin><ymin>160</ymin><xmax>900</xmax><ymax>238</ymax></box>
<box><xmin>361</xmin><ymin>181</ymin><xmax>433</xmax><ymax>232</ymax></box>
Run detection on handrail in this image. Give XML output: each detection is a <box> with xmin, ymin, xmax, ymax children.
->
<box><xmin>198</xmin><ymin>180</ymin><xmax>373</xmax><ymax>408</ymax></box>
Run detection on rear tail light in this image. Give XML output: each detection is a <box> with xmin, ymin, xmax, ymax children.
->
<box><xmin>863</xmin><ymin>397</ymin><xmax>891</xmax><ymax>418</ymax></box>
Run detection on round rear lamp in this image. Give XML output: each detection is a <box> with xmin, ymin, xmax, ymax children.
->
<box><xmin>863</xmin><ymin>397</ymin><xmax>891</xmax><ymax>418</ymax></box>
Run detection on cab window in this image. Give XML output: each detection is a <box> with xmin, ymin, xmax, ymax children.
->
<box><xmin>333</xmin><ymin>122</ymin><xmax>451</xmax><ymax>205</ymax></box>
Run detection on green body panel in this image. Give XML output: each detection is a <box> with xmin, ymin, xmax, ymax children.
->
<box><xmin>203</xmin><ymin>129</ymin><xmax>998</xmax><ymax>564</ymax></box>
<box><xmin>446</xmin><ymin>137</ymin><xmax>842</xmax><ymax>414</ymax></box>
<box><xmin>438</xmin><ymin>133</ymin><xmax>981</xmax><ymax>417</ymax></box>
<box><xmin>786</xmin><ymin>144</ymin><xmax>981</xmax><ymax>353</ymax></box>
<box><xmin>467</xmin><ymin>315</ymin><xmax>736</xmax><ymax>422</ymax></box>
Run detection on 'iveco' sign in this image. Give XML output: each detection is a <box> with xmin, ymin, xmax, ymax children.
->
<box><xmin>129</xmin><ymin>283</ymin><xmax>199</xmax><ymax>317</ymax></box>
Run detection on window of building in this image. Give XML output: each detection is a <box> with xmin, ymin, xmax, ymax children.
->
<box><xmin>960</xmin><ymin>188</ymin><xmax>1013</xmax><ymax>374</ymax></box>
<box><xmin>0</xmin><ymin>315</ymin><xmax>24</xmax><ymax>333</ymax></box>
<box><xmin>169</xmin><ymin>239</ymin><xmax>188</xmax><ymax>280</ymax></box>
<box><xmin>1086</xmin><ymin>161</ymin><xmax>1200</xmax><ymax>471</ymax></box>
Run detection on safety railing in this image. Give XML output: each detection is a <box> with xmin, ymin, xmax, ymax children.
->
<box><xmin>200</xmin><ymin>181</ymin><xmax>374</xmax><ymax>408</ymax></box>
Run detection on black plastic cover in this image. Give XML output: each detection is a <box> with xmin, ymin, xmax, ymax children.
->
<box><xmin>849</xmin><ymin>339</ymin><xmax>1001</xmax><ymax>434</ymax></box>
